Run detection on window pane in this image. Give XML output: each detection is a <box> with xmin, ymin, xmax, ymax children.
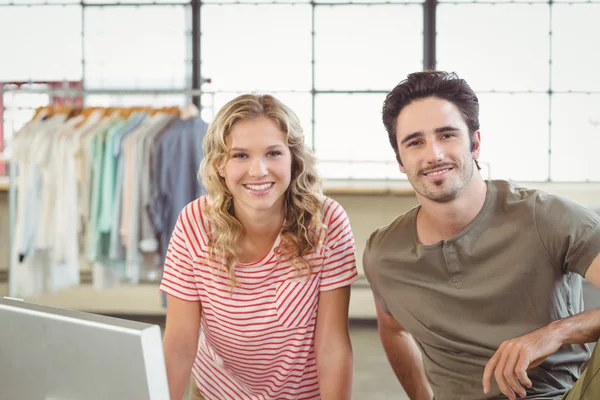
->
<box><xmin>315</xmin><ymin>94</ymin><xmax>399</xmax><ymax>179</ymax></box>
<box><xmin>0</xmin><ymin>6</ymin><xmax>82</xmax><ymax>81</ymax></box>
<box><xmin>84</xmin><ymin>0</ymin><xmax>189</xmax><ymax>3</ymax></box>
<box><xmin>84</xmin><ymin>6</ymin><xmax>189</xmax><ymax>89</ymax></box>
<box><xmin>551</xmin><ymin>94</ymin><xmax>600</xmax><ymax>181</ymax></box>
<box><xmin>439</xmin><ymin>0</ymin><xmax>545</xmax><ymax>3</ymax></box>
<box><xmin>478</xmin><ymin>93</ymin><xmax>549</xmax><ymax>181</ymax></box>
<box><xmin>315</xmin><ymin>0</ymin><xmax>423</xmax><ymax>3</ymax></box>
<box><xmin>554</xmin><ymin>0</ymin><xmax>600</xmax><ymax>3</ymax></box>
<box><xmin>201</xmin><ymin>5</ymin><xmax>311</xmax><ymax>92</ymax></box>
<box><xmin>210</xmin><ymin>0</ymin><xmax>309</xmax><ymax>3</ymax></box>
<box><xmin>201</xmin><ymin>92</ymin><xmax>313</xmax><ymax>149</ymax></box>
<box><xmin>7</xmin><ymin>0</ymin><xmax>80</xmax><ymax>2</ymax></box>
<box><xmin>0</xmin><ymin>0</ymin><xmax>80</xmax><ymax>3</ymax></box>
<box><xmin>552</xmin><ymin>5</ymin><xmax>600</xmax><ymax>91</ymax></box>
<box><xmin>315</xmin><ymin>5</ymin><xmax>422</xmax><ymax>91</ymax></box>
<box><xmin>437</xmin><ymin>4</ymin><xmax>549</xmax><ymax>92</ymax></box>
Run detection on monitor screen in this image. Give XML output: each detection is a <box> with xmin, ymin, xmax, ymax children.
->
<box><xmin>0</xmin><ymin>297</ymin><xmax>170</xmax><ymax>400</ymax></box>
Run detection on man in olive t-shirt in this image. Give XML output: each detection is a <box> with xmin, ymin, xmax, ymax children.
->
<box><xmin>363</xmin><ymin>70</ymin><xmax>600</xmax><ymax>400</ymax></box>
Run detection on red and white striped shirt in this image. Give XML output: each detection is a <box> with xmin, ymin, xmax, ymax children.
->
<box><xmin>160</xmin><ymin>196</ymin><xmax>358</xmax><ymax>400</ymax></box>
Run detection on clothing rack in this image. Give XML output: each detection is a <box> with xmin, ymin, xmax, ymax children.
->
<box><xmin>2</xmin><ymin>87</ymin><xmax>205</xmax><ymax>298</ymax></box>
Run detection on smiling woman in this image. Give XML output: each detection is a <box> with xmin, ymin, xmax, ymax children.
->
<box><xmin>160</xmin><ymin>93</ymin><xmax>359</xmax><ymax>400</ymax></box>
<box><xmin>201</xmin><ymin>95</ymin><xmax>324</xmax><ymax>279</ymax></box>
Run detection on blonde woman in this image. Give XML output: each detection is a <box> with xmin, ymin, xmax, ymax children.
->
<box><xmin>160</xmin><ymin>94</ymin><xmax>358</xmax><ymax>400</ymax></box>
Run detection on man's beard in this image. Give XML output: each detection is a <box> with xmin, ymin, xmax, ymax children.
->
<box><xmin>412</xmin><ymin>160</ymin><xmax>473</xmax><ymax>203</ymax></box>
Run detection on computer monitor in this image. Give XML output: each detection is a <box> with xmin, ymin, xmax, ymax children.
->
<box><xmin>0</xmin><ymin>297</ymin><xmax>170</xmax><ymax>400</ymax></box>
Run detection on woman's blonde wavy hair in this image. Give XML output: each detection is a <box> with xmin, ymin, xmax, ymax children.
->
<box><xmin>199</xmin><ymin>94</ymin><xmax>325</xmax><ymax>286</ymax></box>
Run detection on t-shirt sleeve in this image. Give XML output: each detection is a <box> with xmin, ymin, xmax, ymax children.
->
<box><xmin>320</xmin><ymin>200</ymin><xmax>359</xmax><ymax>291</ymax></box>
<box><xmin>535</xmin><ymin>192</ymin><xmax>600</xmax><ymax>276</ymax></box>
<box><xmin>159</xmin><ymin>211</ymin><xmax>200</xmax><ymax>301</ymax></box>
<box><xmin>362</xmin><ymin>230</ymin><xmax>392</xmax><ymax>315</ymax></box>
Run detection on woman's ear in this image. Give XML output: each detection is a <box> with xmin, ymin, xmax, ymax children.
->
<box><xmin>216</xmin><ymin>156</ymin><xmax>226</xmax><ymax>178</ymax></box>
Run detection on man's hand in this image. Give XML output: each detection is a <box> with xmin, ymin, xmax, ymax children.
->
<box><xmin>482</xmin><ymin>325</ymin><xmax>563</xmax><ymax>400</ymax></box>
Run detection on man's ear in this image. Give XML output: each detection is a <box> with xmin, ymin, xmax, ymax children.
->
<box><xmin>471</xmin><ymin>131</ymin><xmax>481</xmax><ymax>160</ymax></box>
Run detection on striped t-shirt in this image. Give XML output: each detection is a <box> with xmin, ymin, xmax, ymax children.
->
<box><xmin>159</xmin><ymin>196</ymin><xmax>358</xmax><ymax>400</ymax></box>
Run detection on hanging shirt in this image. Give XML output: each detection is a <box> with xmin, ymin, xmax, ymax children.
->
<box><xmin>148</xmin><ymin>116</ymin><xmax>208</xmax><ymax>265</ymax></box>
<box><xmin>123</xmin><ymin>114</ymin><xmax>174</xmax><ymax>283</ymax></box>
<box><xmin>18</xmin><ymin>115</ymin><xmax>66</xmax><ymax>254</ymax></box>
<box><xmin>12</xmin><ymin>114</ymin><xmax>48</xmax><ymax>258</ymax></box>
<box><xmin>108</xmin><ymin>112</ymin><xmax>147</xmax><ymax>261</ymax></box>
<box><xmin>85</xmin><ymin>114</ymin><xmax>121</xmax><ymax>262</ymax></box>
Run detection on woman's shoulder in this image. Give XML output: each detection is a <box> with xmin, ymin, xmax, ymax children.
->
<box><xmin>177</xmin><ymin>195</ymin><xmax>211</xmax><ymax>233</ymax></box>
<box><xmin>181</xmin><ymin>195</ymin><xmax>209</xmax><ymax>214</ymax></box>
<box><xmin>320</xmin><ymin>196</ymin><xmax>350</xmax><ymax>227</ymax></box>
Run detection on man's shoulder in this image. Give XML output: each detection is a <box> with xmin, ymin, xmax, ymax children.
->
<box><xmin>490</xmin><ymin>179</ymin><xmax>540</xmax><ymax>202</ymax></box>
<box><xmin>363</xmin><ymin>206</ymin><xmax>419</xmax><ymax>284</ymax></box>
<box><xmin>366</xmin><ymin>205</ymin><xmax>419</xmax><ymax>252</ymax></box>
<box><xmin>490</xmin><ymin>179</ymin><xmax>593</xmax><ymax>216</ymax></box>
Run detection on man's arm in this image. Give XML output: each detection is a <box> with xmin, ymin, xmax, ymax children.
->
<box><xmin>553</xmin><ymin>258</ymin><xmax>600</xmax><ymax>343</ymax></box>
<box><xmin>482</xmin><ymin>253</ymin><xmax>600</xmax><ymax>400</ymax></box>
<box><xmin>375</xmin><ymin>298</ymin><xmax>433</xmax><ymax>400</ymax></box>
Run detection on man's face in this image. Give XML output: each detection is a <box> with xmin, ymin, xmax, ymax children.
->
<box><xmin>395</xmin><ymin>97</ymin><xmax>480</xmax><ymax>203</ymax></box>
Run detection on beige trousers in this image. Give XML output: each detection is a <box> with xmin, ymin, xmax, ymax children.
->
<box><xmin>562</xmin><ymin>340</ymin><xmax>600</xmax><ymax>400</ymax></box>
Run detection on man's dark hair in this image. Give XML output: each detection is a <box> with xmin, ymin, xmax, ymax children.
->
<box><xmin>382</xmin><ymin>70</ymin><xmax>480</xmax><ymax>168</ymax></box>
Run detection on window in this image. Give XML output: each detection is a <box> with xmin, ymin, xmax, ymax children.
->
<box><xmin>0</xmin><ymin>6</ymin><xmax>82</xmax><ymax>82</ymax></box>
<box><xmin>477</xmin><ymin>93</ymin><xmax>549</xmax><ymax>181</ymax></box>
<box><xmin>84</xmin><ymin>6</ymin><xmax>189</xmax><ymax>90</ymax></box>
<box><xmin>552</xmin><ymin>4</ymin><xmax>600</xmax><ymax>92</ymax></box>
<box><xmin>201</xmin><ymin>5</ymin><xmax>312</xmax><ymax>92</ymax></box>
<box><xmin>2</xmin><ymin>1</ymin><xmax>598</xmax><ymax>182</ymax></box>
<box><xmin>436</xmin><ymin>2</ymin><xmax>600</xmax><ymax>181</ymax></box>
<box><xmin>314</xmin><ymin>93</ymin><xmax>398</xmax><ymax>179</ymax></box>
<box><xmin>314</xmin><ymin>5</ymin><xmax>423</xmax><ymax>91</ymax></box>
<box><xmin>437</xmin><ymin>4</ymin><xmax>550</xmax><ymax>92</ymax></box>
<box><xmin>551</xmin><ymin>94</ymin><xmax>600</xmax><ymax>181</ymax></box>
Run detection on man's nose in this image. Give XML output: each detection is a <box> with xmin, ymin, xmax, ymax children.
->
<box><xmin>425</xmin><ymin>141</ymin><xmax>444</xmax><ymax>164</ymax></box>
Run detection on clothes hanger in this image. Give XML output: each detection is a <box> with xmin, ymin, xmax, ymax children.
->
<box><xmin>180</xmin><ymin>103</ymin><xmax>200</xmax><ymax>120</ymax></box>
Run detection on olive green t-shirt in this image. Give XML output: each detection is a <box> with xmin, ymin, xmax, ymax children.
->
<box><xmin>363</xmin><ymin>180</ymin><xmax>600</xmax><ymax>400</ymax></box>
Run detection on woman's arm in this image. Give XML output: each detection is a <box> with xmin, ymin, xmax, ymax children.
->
<box><xmin>163</xmin><ymin>295</ymin><xmax>202</xmax><ymax>400</ymax></box>
<box><xmin>314</xmin><ymin>286</ymin><xmax>353</xmax><ymax>400</ymax></box>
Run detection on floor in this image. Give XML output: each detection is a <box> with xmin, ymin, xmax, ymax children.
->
<box><xmin>348</xmin><ymin>325</ymin><xmax>409</xmax><ymax>400</ymax></box>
